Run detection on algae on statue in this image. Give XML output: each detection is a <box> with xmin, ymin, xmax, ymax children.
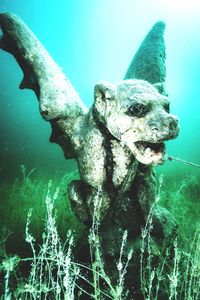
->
<box><xmin>0</xmin><ymin>14</ymin><xmax>179</xmax><ymax>298</ymax></box>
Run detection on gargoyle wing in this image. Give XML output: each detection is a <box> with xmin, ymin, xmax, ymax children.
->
<box><xmin>124</xmin><ymin>21</ymin><xmax>166</xmax><ymax>93</ymax></box>
<box><xmin>0</xmin><ymin>13</ymin><xmax>87</xmax><ymax>158</ymax></box>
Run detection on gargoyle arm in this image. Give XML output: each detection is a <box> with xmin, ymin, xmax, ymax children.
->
<box><xmin>0</xmin><ymin>13</ymin><xmax>87</xmax><ymax>158</ymax></box>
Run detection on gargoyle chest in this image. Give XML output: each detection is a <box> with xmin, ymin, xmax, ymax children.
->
<box><xmin>110</xmin><ymin>140</ymin><xmax>138</xmax><ymax>190</ymax></box>
<box><xmin>78</xmin><ymin>134</ymin><xmax>138</xmax><ymax>191</ymax></box>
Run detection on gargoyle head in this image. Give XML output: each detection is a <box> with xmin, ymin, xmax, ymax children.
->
<box><xmin>94</xmin><ymin>79</ymin><xmax>179</xmax><ymax>165</ymax></box>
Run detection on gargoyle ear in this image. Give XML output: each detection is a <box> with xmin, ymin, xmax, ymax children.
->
<box><xmin>94</xmin><ymin>82</ymin><xmax>115</xmax><ymax>117</ymax></box>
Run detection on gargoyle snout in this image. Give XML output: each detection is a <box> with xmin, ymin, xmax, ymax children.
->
<box><xmin>167</xmin><ymin>115</ymin><xmax>180</xmax><ymax>138</ymax></box>
<box><xmin>148</xmin><ymin>114</ymin><xmax>179</xmax><ymax>141</ymax></box>
<box><xmin>169</xmin><ymin>116</ymin><xmax>178</xmax><ymax>129</ymax></box>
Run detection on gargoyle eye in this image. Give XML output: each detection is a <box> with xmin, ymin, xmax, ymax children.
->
<box><xmin>126</xmin><ymin>103</ymin><xmax>149</xmax><ymax>118</ymax></box>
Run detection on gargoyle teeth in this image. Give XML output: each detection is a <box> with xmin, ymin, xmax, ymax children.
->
<box><xmin>135</xmin><ymin>141</ymin><xmax>165</xmax><ymax>154</ymax></box>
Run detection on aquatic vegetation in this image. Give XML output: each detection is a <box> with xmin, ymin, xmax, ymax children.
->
<box><xmin>140</xmin><ymin>183</ymin><xmax>200</xmax><ymax>300</ymax></box>
<box><xmin>0</xmin><ymin>178</ymin><xmax>134</xmax><ymax>299</ymax></box>
<box><xmin>0</xmin><ymin>165</ymin><xmax>83</xmax><ymax>248</ymax></box>
<box><xmin>0</xmin><ymin>2</ymin><xmax>199</xmax><ymax>299</ymax></box>
<box><xmin>159</xmin><ymin>175</ymin><xmax>200</xmax><ymax>242</ymax></box>
<box><xmin>0</xmin><ymin>18</ymin><xmax>180</xmax><ymax>290</ymax></box>
<box><xmin>0</xmin><ymin>171</ymin><xmax>199</xmax><ymax>299</ymax></box>
<box><xmin>1</xmin><ymin>182</ymin><xmax>78</xmax><ymax>299</ymax></box>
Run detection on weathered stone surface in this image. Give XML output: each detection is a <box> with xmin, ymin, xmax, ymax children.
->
<box><xmin>124</xmin><ymin>21</ymin><xmax>166</xmax><ymax>84</ymax></box>
<box><xmin>0</xmin><ymin>13</ymin><xmax>87</xmax><ymax>159</ymax></box>
<box><xmin>0</xmin><ymin>13</ymin><xmax>179</xmax><ymax>241</ymax></box>
<box><xmin>0</xmin><ymin>14</ymin><xmax>179</xmax><ymax>298</ymax></box>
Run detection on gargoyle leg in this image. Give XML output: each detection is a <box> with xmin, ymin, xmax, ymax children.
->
<box><xmin>68</xmin><ymin>180</ymin><xmax>112</xmax><ymax>226</ymax></box>
<box><xmin>68</xmin><ymin>180</ymin><xmax>91</xmax><ymax>225</ymax></box>
<box><xmin>132</xmin><ymin>165</ymin><xmax>157</xmax><ymax>217</ymax></box>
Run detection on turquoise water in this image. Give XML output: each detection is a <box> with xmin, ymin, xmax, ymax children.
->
<box><xmin>0</xmin><ymin>0</ymin><xmax>200</xmax><ymax>181</ymax></box>
<box><xmin>0</xmin><ymin>1</ymin><xmax>200</xmax><ymax>298</ymax></box>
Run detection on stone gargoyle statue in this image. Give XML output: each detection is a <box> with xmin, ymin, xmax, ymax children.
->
<box><xmin>0</xmin><ymin>13</ymin><xmax>179</xmax><ymax>297</ymax></box>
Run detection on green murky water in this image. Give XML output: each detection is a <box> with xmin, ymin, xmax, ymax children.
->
<box><xmin>0</xmin><ymin>1</ymin><xmax>199</xmax><ymax>298</ymax></box>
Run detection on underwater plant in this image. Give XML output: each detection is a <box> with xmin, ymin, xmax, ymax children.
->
<box><xmin>0</xmin><ymin>175</ymin><xmax>199</xmax><ymax>299</ymax></box>
<box><xmin>0</xmin><ymin>11</ymin><xmax>199</xmax><ymax>300</ymax></box>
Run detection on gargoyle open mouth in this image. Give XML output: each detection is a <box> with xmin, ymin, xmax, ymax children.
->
<box><xmin>134</xmin><ymin>141</ymin><xmax>166</xmax><ymax>165</ymax></box>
